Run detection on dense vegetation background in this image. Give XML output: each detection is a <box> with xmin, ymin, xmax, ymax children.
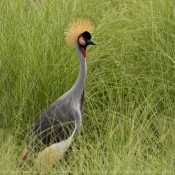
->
<box><xmin>0</xmin><ymin>0</ymin><xmax>174</xmax><ymax>174</ymax></box>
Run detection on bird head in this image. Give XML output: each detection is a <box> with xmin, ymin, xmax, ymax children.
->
<box><xmin>78</xmin><ymin>31</ymin><xmax>96</xmax><ymax>47</ymax></box>
<box><xmin>78</xmin><ymin>31</ymin><xmax>96</xmax><ymax>57</ymax></box>
<box><xmin>65</xmin><ymin>19</ymin><xmax>96</xmax><ymax>57</ymax></box>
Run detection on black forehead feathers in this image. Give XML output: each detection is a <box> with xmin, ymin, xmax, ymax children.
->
<box><xmin>82</xmin><ymin>31</ymin><xmax>91</xmax><ymax>40</ymax></box>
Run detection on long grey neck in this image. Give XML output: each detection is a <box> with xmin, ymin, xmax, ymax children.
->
<box><xmin>71</xmin><ymin>44</ymin><xmax>87</xmax><ymax>100</ymax></box>
<box><xmin>60</xmin><ymin>43</ymin><xmax>87</xmax><ymax>104</ymax></box>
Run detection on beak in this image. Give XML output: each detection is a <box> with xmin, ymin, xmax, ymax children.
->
<box><xmin>86</xmin><ymin>39</ymin><xmax>96</xmax><ymax>45</ymax></box>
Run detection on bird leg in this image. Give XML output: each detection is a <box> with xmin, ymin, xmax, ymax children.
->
<box><xmin>18</xmin><ymin>147</ymin><xmax>35</xmax><ymax>170</ymax></box>
<box><xmin>18</xmin><ymin>147</ymin><xmax>28</xmax><ymax>169</ymax></box>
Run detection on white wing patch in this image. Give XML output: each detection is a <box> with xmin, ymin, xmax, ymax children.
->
<box><xmin>36</xmin><ymin>123</ymin><xmax>77</xmax><ymax>169</ymax></box>
<box><xmin>51</xmin><ymin>124</ymin><xmax>77</xmax><ymax>159</ymax></box>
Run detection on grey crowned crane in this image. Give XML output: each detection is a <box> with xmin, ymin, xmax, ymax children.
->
<box><xmin>19</xmin><ymin>19</ymin><xmax>96</xmax><ymax>169</ymax></box>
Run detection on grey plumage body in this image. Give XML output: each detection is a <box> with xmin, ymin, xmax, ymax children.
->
<box><xmin>27</xmin><ymin>43</ymin><xmax>86</xmax><ymax>152</ymax></box>
<box><xmin>19</xmin><ymin>30</ymin><xmax>95</xmax><ymax>169</ymax></box>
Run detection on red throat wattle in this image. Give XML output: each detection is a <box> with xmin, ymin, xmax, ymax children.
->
<box><xmin>82</xmin><ymin>48</ymin><xmax>86</xmax><ymax>58</ymax></box>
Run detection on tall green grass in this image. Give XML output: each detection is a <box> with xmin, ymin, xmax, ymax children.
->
<box><xmin>0</xmin><ymin>0</ymin><xmax>175</xmax><ymax>174</ymax></box>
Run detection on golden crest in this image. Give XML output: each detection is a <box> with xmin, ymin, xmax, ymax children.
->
<box><xmin>64</xmin><ymin>19</ymin><xmax>94</xmax><ymax>47</ymax></box>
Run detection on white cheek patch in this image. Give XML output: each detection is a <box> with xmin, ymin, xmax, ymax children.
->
<box><xmin>78</xmin><ymin>37</ymin><xmax>86</xmax><ymax>46</ymax></box>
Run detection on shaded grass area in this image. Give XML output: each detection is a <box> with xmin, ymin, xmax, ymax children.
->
<box><xmin>0</xmin><ymin>0</ymin><xmax>175</xmax><ymax>174</ymax></box>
